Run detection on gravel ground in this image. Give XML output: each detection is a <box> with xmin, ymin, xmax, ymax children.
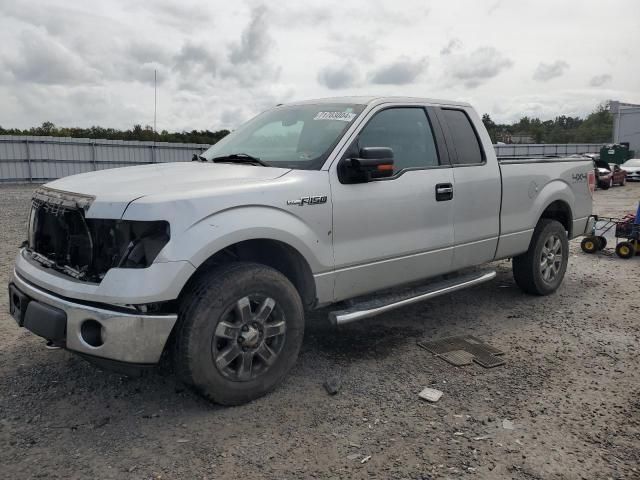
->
<box><xmin>1</xmin><ymin>183</ymin><xmax>639</xmax><ymax>480</ymax></box>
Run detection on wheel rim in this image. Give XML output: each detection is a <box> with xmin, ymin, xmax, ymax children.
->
<box><xmin>585</xmin><ymin>241</ymin><xmax>594</xmax><ymax>251</ymax></box>
<box><xmin>211</xmin><ymin>295</ymin><xmax>287</xmax><ymax>382</ymax></box>
<box><xmin>540</xmin><ymin>234</ymin><xmax>563</xmax><ymax>283</ymax></box>
<box><xmin>620</xmin><ymin>246</ymin><xmax>630</xmax><ymax>256</ymax></box>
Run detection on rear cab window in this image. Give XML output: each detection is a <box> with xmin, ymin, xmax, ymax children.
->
<box><xmin>440</xmin><ymin>109</ymin><xmax>485</xmax><ymax>166</ymax></box>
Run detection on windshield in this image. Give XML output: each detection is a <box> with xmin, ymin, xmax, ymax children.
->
<box><xmin>623</xmin><ymin>159</ymin><xmax>640</xmax><ymax>167</ymax></box>
<box><xmin>202</xmin><ymin>103</ymin><xmax>366</xmax><ymax>169</ymax></box>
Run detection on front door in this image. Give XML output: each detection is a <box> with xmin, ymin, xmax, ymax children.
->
<box><xmin>329</xmin><ymin>105</ymin><xmax>455</xmax><ymax>301</ymax></box>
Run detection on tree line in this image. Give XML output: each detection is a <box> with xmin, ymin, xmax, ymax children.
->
<box><xmin>481</xmin><ymin>104</ymin><xmax>612</xmax><ymax>144</ymax></box>
<box><xmin>0</xmin><ymin>103</ymin><xmax>613</xmax><ymax>145</ymax></box>
<box><xmin>0</xmin><ymin>122</ymin><xmax>230</xmax><ymax>145</ymax></box>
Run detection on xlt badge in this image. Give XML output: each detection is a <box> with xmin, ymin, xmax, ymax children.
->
<box><xmin>287</xmin><ymin>195</ymin><xmax>328</xmax><ymax>206</ymax></box>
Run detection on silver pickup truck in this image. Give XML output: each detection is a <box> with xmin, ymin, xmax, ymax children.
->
<box><xmin>8</xmin><ymin>96</ymin><xmax>595</xmax><ymax>404</ymax></box>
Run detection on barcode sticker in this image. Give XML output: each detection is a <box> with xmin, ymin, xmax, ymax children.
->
<box><xmin>314</xmin><ymin>111</ymin><xmax>357</xmax><ymax>122</ymax></box>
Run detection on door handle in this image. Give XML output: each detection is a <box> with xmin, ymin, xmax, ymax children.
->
<box><xmin>435</xmin><ymin>183</ymin><xmax>453</xmax><ymax>201</ymax></box>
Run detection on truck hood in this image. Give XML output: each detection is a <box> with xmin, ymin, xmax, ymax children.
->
<box><xmin>45</xmin><ymin>162</ymin><xmax>291</xmax><ymax>218</ymax></box>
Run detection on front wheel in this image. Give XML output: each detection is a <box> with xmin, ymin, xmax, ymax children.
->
<box><xmin>581</xmin><ymin>237</ymin><xmax>598</xmax><ymax>254</ymax></box>
<box><xmin>513</xmin><ymin>219</ymin><xmax>569</xmax><ymax>295</ymax></box>
<box><xmin>174</xmin><ymin>262</ymin><xmax>305</xmax><ymax>405</ymax></box>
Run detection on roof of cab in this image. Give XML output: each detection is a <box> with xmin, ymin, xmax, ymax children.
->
<box><xmin>282</xmin><ymin>96</ymin><xmax>471</xmax><ymax>108</ymax></box>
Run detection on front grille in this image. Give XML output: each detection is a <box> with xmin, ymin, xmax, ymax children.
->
<box><xmin>28</xmin><ymin>191</ymin><xmax>95</xmax><ymax>280</ymax></box>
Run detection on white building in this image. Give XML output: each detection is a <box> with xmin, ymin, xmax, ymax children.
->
<box><xmin>611</xmin><ymin>101</ymin><xmax>640</xmax><ymax>155</ymax></box>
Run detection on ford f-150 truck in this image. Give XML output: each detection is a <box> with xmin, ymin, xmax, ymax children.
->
<box><xmin>8</xmin><ymin>97</ymin><xmax>595</xmax><ymax>405</ymax></box>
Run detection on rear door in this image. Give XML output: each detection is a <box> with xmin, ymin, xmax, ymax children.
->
<box><xmin>435</xmin><ymin>107</ymin><xmax>501</xmax><ymax>269</ymax></box>
<box><xmin>329</xmin><ymin>104</ymin><xmax>455</xmax><ymax>301</ymax></box>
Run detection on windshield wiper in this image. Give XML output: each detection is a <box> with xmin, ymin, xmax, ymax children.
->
<box><xmin>210</xmin><ymin>153</ymin><xmax>268</xmax><ymax>166</ymax></box>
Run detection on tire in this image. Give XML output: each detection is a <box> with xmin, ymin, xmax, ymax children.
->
<box><xmin>513</xmin><ymin>219</ymin><xmax>569</xmax><ymax>295</ymax></box>
<box><xmin>597</xmin><ymin>236</ymin><xmax>607</xmax><ymax>250</ymax></box>
<box><xmin>615</xmin><ymin>242</ymin><xmax>635</xmax><ymax>259</ymax></box>
<box><xmin>174</xmin><ymin>262</ymin><xmax>305</xmax><ymax>405</ymax></box>
<box><xmin>580</xmin><ymin>237</ymin><xmax>598</xmax><ymax>254</ymax></box>
<box><xmin>600</xmin><ymin>180</ymin><xmax>610</xmax><ymax>190</ymax></box>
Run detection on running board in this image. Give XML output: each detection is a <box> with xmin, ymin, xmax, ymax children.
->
<box><xmin>329</xmin><ymin>270</ymin><xmax>496</xmax><ymax>326</ymax></box>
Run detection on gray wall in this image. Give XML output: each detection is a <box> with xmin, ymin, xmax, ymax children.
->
<box><xmin>611</xmin><ymin>101</ymin><xmax>640</xmax><ymax>154</ymax></box>
<box><xmin>0</xmin><ymin>136</ymin><xmax>208</xmax><ymax>183</ymax></box>
<box><xmin>0</xmin><ymin>135</ymin><xmax>604</xmax><ymax>183</ymax></box>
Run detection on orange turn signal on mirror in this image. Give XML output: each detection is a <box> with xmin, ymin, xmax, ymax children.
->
<box><xmin>377</xmin><ymin>164</ymin><xmax>394</xmax><ymax>171</ymax></box>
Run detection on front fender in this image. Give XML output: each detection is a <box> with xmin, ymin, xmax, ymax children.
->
<box><xmin>155</xmin><ymin>205</ymin><xmax>333</xmax><ymax>274</ymax></box>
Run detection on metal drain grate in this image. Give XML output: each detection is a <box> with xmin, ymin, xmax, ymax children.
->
<box><xmin>418</xmin><ymin>335</ymin><xmax>505</xmax><ymax>368</ymax></box>
<box><xmin>439</xmin><ymin>349</ymin><xmax>475</xmax><ymax>366</ymax></box>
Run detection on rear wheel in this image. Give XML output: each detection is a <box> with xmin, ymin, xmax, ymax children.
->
<box><xmin>597</xmin><ymin>236</ymin><xmax>607</xmax><ymax>250</ymax></box>
<box><xmin>513</xmin><ymin>219</ymin><xmax>569</xmax><ymax>295</ymax></box>
<box><xmin>174</xmin><ymin>262</ymin><xmax>305</xmax><ymax>405</ymax></box>
<box><xmin>615</xmin><ymin>242</ymin><xmax>635</xmax><ymax>259</ymax></box>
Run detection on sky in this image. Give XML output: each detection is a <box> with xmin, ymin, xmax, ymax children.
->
<box><xmin>0</xmin><ymin>0</ymin><xmax>638</xmax><ymax>132</ymax></box>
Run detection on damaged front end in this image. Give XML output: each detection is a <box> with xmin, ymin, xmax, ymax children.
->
<box><xmin>26</xmin><ymin>188</ymin><xmax>170</xmax><ymax>283</ymax></box>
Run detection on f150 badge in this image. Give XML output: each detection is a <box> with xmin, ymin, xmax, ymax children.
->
<box><xmin>287</xmin><ymin>195</ymin><xmax>328</xmax><ymax>206</ymax></box>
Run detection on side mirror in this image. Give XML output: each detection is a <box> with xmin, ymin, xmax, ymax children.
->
<box><xmin>339</xmin><ymin>147</ymin><xmax>394</xmax><ymax>184</ymax></box>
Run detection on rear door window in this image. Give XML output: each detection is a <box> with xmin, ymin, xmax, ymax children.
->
<box><xmin>441</xmin><ymin>109</ymin><xmax>485</xmax><ymax>166</ymax></box>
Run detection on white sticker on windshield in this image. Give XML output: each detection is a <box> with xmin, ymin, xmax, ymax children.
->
<box><xmin>314</xmin><ymin>111</ymin><xmax>357</xmax><ymax>122</ymax></box>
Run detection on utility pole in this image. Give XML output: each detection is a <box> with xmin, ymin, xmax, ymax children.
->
<box><xmin>153</xmin><ymin>69</ymin><xmax>157</xmax><ymax>163</ymax></box>
<box><xmin>154</xmin><ymin>69</ymin><xmax>157</xmax><ymax>138</ymax></box>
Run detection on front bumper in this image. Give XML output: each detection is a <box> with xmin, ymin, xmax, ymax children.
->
<box><xmin>9</xmin><ymin>271</ymin><xmax>177</xmax><ymax>364</ymax></box>
<box><xmin>15</xmin><ymin>248</ymin><xmax>195</xmax><ymax>304</ymax></box>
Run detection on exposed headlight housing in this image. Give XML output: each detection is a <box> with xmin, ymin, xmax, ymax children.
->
<box><xmin>27</xmin><ymin>194</ymin><xmax>170</xmax><ymax>282</ymax></box>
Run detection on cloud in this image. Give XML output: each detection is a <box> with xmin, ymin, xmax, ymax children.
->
<box><xmin>440</xmin><ymin>39</ymin><xmax>462</xmax><ymax>56</ymax></box>
<box><xmin>324</xmin><ymin>34</ymin><xmax>379</xmax><ymax>63</ymax></box>
<box><xmin>533</xmin><ymin>60</ymin><xmax>569</xmax><ymax>81</ymax></box>
<box><xmin>173</xmin><ymin>42</ymin><xmax>218</xmax><ymax>76</ymax></box>
<box><xmin>589</xmin><ymin>74</ymin><xmax>612</xmax><ymax>87</ymax></box>
<box><xmin>1</xmin><ymin>30</ymin><xmax>98</xmax><ymax>85</ymax></box>
<box><xmin>229</xmin><ymin>5</ymin><xmax>271</xmax><ymax>65</ymax></box>
<box><xmin>0</xmin><ymin>0</ymin><xmax>635</xmax><ymax>133</ymax></box>
<box><xmin>129</xmin><ymin>42</ymin><xmax>172</xmax><ymax>65</ymax></box>
<box><xmin>446</xmin><ymin>47</ymin><xmax>513</xmax><ymax>88</ymax></box>
<box><xmin>369</xmin><ymin>57</ymin><xmax>427</xmax><ymax>85</ymax></box>
<box><xmin>487</xmin><ymin>1</ymin><xmax>502</xmax><ymax>14</ymax></box>
<box><xmin>219</xmin><ymin>5</ymin><xmax>280</xmax><ymax>87</ymax></box>
<box><xmin>269</xmin><ymin>5</ymin><xmax>332</xmax><ymax>27</ymax></box>
<box><xmin>317</xmin><ymin>62</ymin><xmax>360</xmax><ymax>89</ymax></box>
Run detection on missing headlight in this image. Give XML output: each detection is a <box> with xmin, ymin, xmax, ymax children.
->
<box><xmin>28</xmin><ymin>202</ymin><xmax>170</xmax><ymax>282</ymax></box>
<box><xmin>87</xmin><ymin>219</ymin><xmax>170</xmax><ymax>277</ymax></box>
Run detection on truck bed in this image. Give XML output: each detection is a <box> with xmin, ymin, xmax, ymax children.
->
<box><xmin>495</xmin><ymin>155</ymin><xmax>593</xmax><ymax>259</ymax></box>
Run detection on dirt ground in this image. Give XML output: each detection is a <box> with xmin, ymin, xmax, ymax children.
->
<box><xmin>0</xmin><ymin>183</ymin><xmax>639</xmax><ymax>480</ymax></box>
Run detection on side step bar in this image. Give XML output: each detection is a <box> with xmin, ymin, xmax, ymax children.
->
<box><xmin>329</xmin><ymin>270</ymin><xmax>496</xmax><ymax>326</ymax></box>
